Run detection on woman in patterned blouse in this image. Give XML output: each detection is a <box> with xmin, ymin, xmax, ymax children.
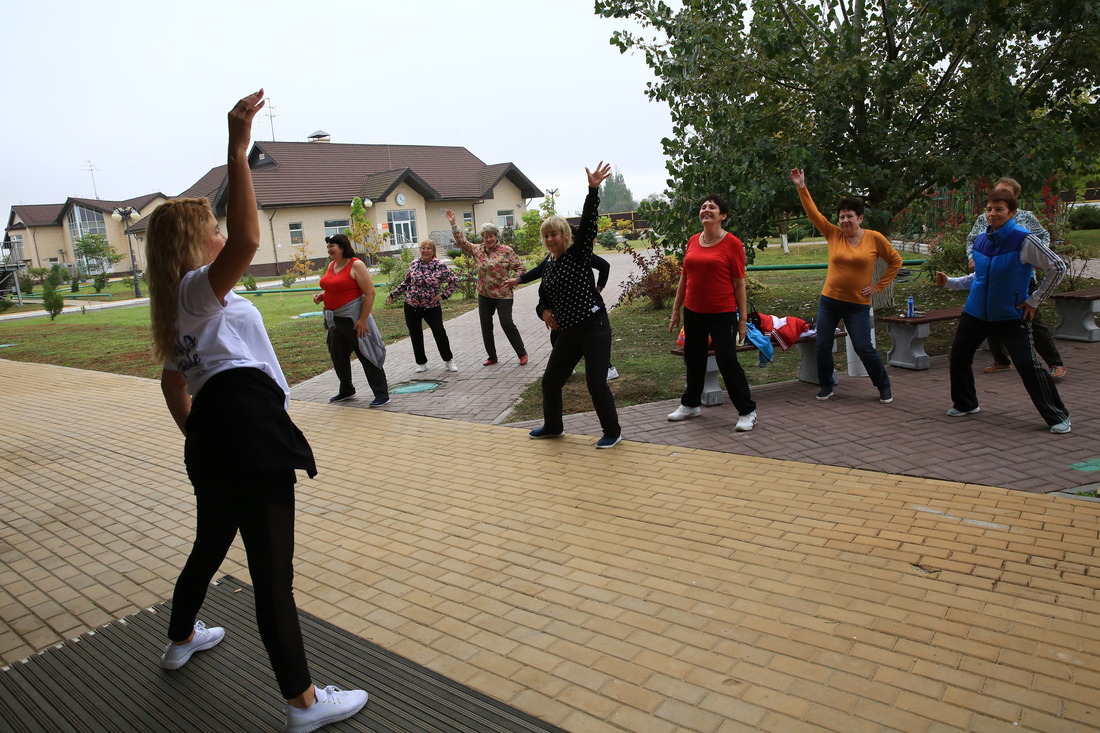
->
<box><xmin>528</xmin><ymin>162</ymin><xmax>622</xmax><ymax>449</ymax></box>
<box><xmin>386</xmin><ymin>240</ymin><xmax>460</xmax><ymax>373</ymax></box>
<box><xmin>444</xmin><ymin>209</ymin><xmax>528</xmax><ymax>366</ymax></box>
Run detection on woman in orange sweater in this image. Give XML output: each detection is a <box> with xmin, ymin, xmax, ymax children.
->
<box><xmin>789</xmin><ymin>169</ymin><xmax>902</xmax><ymax>403</ymax></box>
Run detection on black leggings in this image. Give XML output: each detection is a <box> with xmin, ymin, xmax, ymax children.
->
<box><xmin>168</xmin><ymin>470</ymin><xmax>311</xmax><ymax>700</ymax></box>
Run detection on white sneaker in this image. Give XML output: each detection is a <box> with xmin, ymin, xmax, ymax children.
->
<box><xmin>946</xmin><ymin>406</ymin><xmax>980</xmax><ymax>417</ymax></box>
<box><xmin>1050</xmin><ymin>419</ymin><xmax>1071</xmax><ymax>434</ymax></box>
<box><xmin>415</xmin><ymin>364</ymin><xmax>428</xmax><ymax>373</ymax></box>
<box><xmin>284</xmin><ymin>685</ymin><xmax>368</xmax><ymax>733</ymax></box>
<box><xmin>445</xmin><ymin>360</ymin><xmax>459</xmax><ymax>372</ymax></box>
<box><xmin>667</xmin><ymin>404</ymin><xmax>701</xmax><ymax>421</ymax></box>
<box><xmin>607</xmin><ymin>365</ymin><xmax>619</xmax><ymax>380</ymax></box>
<box><xmin>735</xmin><ymin>410</ymin><xmax>757</xmax><ymax>432</ymax></box>
<box><xmin>160</xmin><ymin>621</ymin><xmax>224</xmax><ymax>670</ymax></box>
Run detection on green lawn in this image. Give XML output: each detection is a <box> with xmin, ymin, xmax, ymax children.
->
<box><xmin>0</xmin><ymin>288</ymin><xmax>476</xmax><ymax>385</ymax></box>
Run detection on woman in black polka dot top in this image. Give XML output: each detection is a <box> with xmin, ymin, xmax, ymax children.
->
<box><xmin>528</xmin><ymin>162</ymin><xmax>622</xmax><ymax>449</ymax></box>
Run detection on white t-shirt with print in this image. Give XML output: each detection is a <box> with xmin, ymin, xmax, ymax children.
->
<box><xmin>164</xmin><ymin>265</ymin><xmax>290</xmax><ymax>404</ymax></box>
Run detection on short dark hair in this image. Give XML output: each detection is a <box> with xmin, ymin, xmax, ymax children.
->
<box><xmin>324</xmin><ymin>233</ymin><xmax>355</xmax><ymax>259</ymax></box>
<box><xmin>837</xmin><ymin>197</ymin><xmax>865</xmax><ymax>218</ymax></box>
<box><xmin>698</xmin><ymin>194</ymin><xmax>729</xmax><ymax>217</ymax></box>
<box><xmin>987</xmin><ymin>189</ymin><xmax>1018</xmax><ymax>212</ymax></box>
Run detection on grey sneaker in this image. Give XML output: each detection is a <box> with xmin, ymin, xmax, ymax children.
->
<box><xmin>667</xmin><ymin>404</ymin><xmax>701</xmax><ymax>421</ymax></box>
<box><xmin>734</xmin><ymin>410</ymin><xmax>757</xmax><ymax>432</ymax></box>
<box><xmin>1050</xmin><ymin>419</ymin><xmax>1071</xmax><ymax>434</ymax></box>
<box><xmin>284</xmin><ymin>685</ymin><xmax>368</xmax><ymax>733</ymax></box>
<box><xmin>946</xmin><ymin>406</ymin><xmax>980</xmax><ymax>416</ymax></box>
<box><xmin>160</xmin><ymin>621</ymin><xmax>224</xmax><ymax>670</ymax></box>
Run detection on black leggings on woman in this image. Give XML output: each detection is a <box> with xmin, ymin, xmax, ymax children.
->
<box><xmin>167</xmin><ymin>470</ymin><xmax>312</xmax><ymax>700</ymax></box>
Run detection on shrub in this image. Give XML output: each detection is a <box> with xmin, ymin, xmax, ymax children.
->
<box><xmin>241</xmin><ymin>273</ymin><xmax>258</xmax><ymax>291</ymax></box>
<box><xmin>387</xmin><ymin>247</ymin><xmax>415</xmax><ymax>291</ymax></box>
<box><xmin>41</xmin><ymin>282</ymin><xmax>65</xmax><ymax>320</ymax></box>
<box><xmin>28</xmin><ymin>267</ymin><xmax>49</xmax><ymax>284</ymax></box>
<box><xmin>18</xmin><ymin>273</ymin><xmax>34</xmax><ymax>294</ymax></box>
<box><xmin>47</xmin><ymin>263</ymin><xmax>68</xmax><ymax>287</ymax></box>
<box><xmin>446</xmin><ymin>248</ymin><xmax>463</xmax><ymax>260</ymax></box>
<box><xmin>1068</xmin><ymin>205</ymin><xmax>1100</xmax><ymax>231</ymax></box>
<box><xmin>922</xmin><ymin>224</ymin><xmax>969</xmax><ymax>278</ymax></box>
<box><xmin>617</xmin><ymin>241</ymin><xmax>682</xmax><ymax>310</ymax></box>
<box><xmin>92</xmin><ymin>272</ymin><xmax>110</xmax><ymax>293</ymax></box>
<box><xmin>597</xmin><ymin>230</ymin><xmax>619</xmax><ymax>250</ymax></box>
<box><xmin>0</xmin><ymin>298</ymin><xmax>13</xmax><ymax>313</ymax></box>
<box><xmin>281</xmin><ymin>272</ymin><xmax>297</xmax><ymax>288</ymax></box>
<box><xmin>378</xmin><ymin>255</ymin><xmax>399</xmax><ymax>276</ymax></box>
<box><xmin>450</xmin><ymin>255</ymin><xmax>479</xmax><ymax>300</ymax></box>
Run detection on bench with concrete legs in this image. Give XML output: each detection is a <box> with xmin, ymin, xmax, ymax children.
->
<box><xmin>1052</xmin><ymin>287</ymin><xmax>1100</xmax><ymax>342</ymax></box>
<box><xmin>672</xmin><ymin>330</ymin><xmax>845</xmax><ymax>406</ymax></box>
<box><xmin>878</xmin><ymin>307</ymin><xmax>964</xmax><ymax>370</ymax></box>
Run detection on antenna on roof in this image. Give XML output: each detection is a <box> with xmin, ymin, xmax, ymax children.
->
<box><xmin>264</xmin><ymin>99</ymin><xmax>279</xmax><ymax>141</ymax></box>
<box><xmin>83</xmin><ymin>160</ymin><xmax>100</xmax><ymax>199</ymax></box>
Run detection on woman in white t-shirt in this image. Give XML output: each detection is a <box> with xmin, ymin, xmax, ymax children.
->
<box><xmin>144</xmin><ymin>90</ymin><xmax>367</xmax><ymax>733</ymax></box>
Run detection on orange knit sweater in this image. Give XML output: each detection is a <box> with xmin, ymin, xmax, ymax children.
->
<box><xmin>798</xmin><ymin>187</ymin><xmax>902</xmax><ymax>305</ymax></box>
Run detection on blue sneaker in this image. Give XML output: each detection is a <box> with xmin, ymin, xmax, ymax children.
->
<box><xmin>595</xmin><ymin>434</ymin><xmax>622</xmax><ymax>449</ymax></box>
<box><xmin>529</xmin><ymin>427</ymin><xmax>564</xmax><ymax>439</ymax></box>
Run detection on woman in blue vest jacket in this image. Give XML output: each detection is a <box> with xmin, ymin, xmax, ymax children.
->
<box><xmin>935</xmin><ymin>189</ymin><xmax>1070</xmax><ymax>433</ymax></box>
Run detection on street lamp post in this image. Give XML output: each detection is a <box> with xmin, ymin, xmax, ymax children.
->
<box><xmin>111</xmin><ymin>207</ymin><xmax>141</xmax><ymax>297</ymax></box>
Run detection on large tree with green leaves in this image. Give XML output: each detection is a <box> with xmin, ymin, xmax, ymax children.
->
<box><xmin>599</xmin><ymin>169</ymin><xmax>639</xmax><ymax>214</ymax></box>
<box><xmin>596</xmin><ymin>0</ymin><xmax>1100</xmax><ymax>244</ymax></box>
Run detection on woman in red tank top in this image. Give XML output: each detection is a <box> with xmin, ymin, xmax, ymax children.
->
<box><xmin>314</xmin><ymin>234</ymin><xmax>389</xmax><ymax>406</ymax></box>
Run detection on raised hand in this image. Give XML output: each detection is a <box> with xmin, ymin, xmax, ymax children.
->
<box><xmin>586</xmin><ymin>161</ymin><xmax>612</xmax><ymax>189</ymax></box>
<box><xmin>228</xmin><ymin>89</ymin><xmax>265</xmax><ymax>152</ymax></box>
<box><xmin>444</xmin><ymin>209</ymin><xmax>456</xmax><ymax>225</ymax></box>
<box><xmin>789</xmin><ymin>168</ymin><xmax>806</xmax><ymax>188</ymax></box>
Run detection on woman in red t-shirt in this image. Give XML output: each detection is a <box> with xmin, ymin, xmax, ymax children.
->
<box><xmin>667</xmin><ymin>194</ymin><xmax>757</xmax><ymax>431</ymax></box>
<box><xmin>313</xmin><ymin>234</ymin><xmax>389</xmax><ymax>406</ymax></box>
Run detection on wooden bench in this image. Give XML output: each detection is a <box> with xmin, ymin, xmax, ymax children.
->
<box><xmin>672</xmin><ymin>330</ymin><xmax>846</xmax><ymax>406</ymax></box>
<box><xmin>877</xmin><ymin>306</ymin><xmax>964</xmax><ymax>370</ymax></box>
<box><xmin>1052</xmin><ymin>287</ymin><xmax>1100</xmax><ymax>342</ymax></box>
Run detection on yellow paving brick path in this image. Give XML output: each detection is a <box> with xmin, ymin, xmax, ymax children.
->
<box><xmin>3</xmin><ymin>359</ymin><xmax>1100</xmax><ymax>731</ymax></box>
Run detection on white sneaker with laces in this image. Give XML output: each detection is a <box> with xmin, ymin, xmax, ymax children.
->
<box><xmin>284</xmin><ymin>685</ymin><xmax>369</xmax><ymax>733</ymax></box>
<box><xmin>415</xmin><ymin>364</ymin><xmax>428</xmax><ymax>373</ymax></box>
<box><xmin>606</xmin><ymin>365</ymin><xmax>619</xmax><ymax>380</ymax></box>
<box><xmin>1050</xmin><ymin>419</ymin><xmax>1071</xmax><ymax>434</ymax></box>
<box><xmin>445</xmin><ymin>360</ymin><xmax>459</xmax><ymax>372</ymax></box>
<box><xmin>735</xmin><ymin>410</ymin><xmax>758</xmax><ymax>432</ymax></box>
<box><xmin>667</xmin><ymin>404</ymin><xmax>701</xmax><ymax>421</ymax></box>
<box><xmin>160</xmin><ymin>621</ymin><xmax>224</xmax><ymax>670</ymax></box>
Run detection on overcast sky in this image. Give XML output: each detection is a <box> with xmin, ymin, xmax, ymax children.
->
<box><xmin>2</xmin><ymin>0</ymin><xmax>674</xmax><ymax>219</ymax></box>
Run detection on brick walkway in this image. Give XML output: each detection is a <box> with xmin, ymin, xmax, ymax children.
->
<box><xmin>5</xmin><ymin>355</ymin><xmax>1100</xmax><ymax>731</ymax></box>
<box><xmin>291</xmin><ymin>253</ymin><xmax>638</xmax><ymax>424</ymax></box>
<box><xmin>4</xmin><ymin>251</ymin><xmax>1100</xmax><ymax>731</ymax></box>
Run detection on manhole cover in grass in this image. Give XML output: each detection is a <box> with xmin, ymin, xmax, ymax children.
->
<box><xmin>391</xmin><ymin>380</ymin><xmax>443</xmax><ymax>394</ymax></box>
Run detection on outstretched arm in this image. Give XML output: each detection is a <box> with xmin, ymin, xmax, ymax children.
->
<box><xmin>789</xmin><ymin>168</ymin><xmax>838</xmax><ymax>239</ymax></box>
<box><xmin>444</xmin><ymin>209</ymin><xmax>474</xmax><ymax>255</ymax></box>
<box><xmin>208</xmin><ymin>90</ymin><xmax>265</xmax><ymax>302</ymax></box>
<box><xmin>573</xmin><ymin>162</ymin><xmax>613</xmax><ymax>255</ymax></box>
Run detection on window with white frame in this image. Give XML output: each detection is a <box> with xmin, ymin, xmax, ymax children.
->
<box><xmin>497</xmin><ymin>210</ymin><xmax>515</xmax><ymax>228</ymax></box>
<box><xmin>289</xmin><ymin>222</ymin><xmax>304</xmax><ymax>244</ymax></box>
<box><xmin>462</xmin><ymin>212</ymin><xmax>473</xmax><ymax>233</ymax></box>
<box><xmin>324</xmin><ymin>220</ymin><xmax>350</xmax><ymax>238</ymax></box>
<box><xmin>67</xmin><ymin>206</ymin><xmax>107</xmax><ymax>242</ymax></box>
<box><xmin>387</xmin><ymin>210</ymin><xmax>418</xmax><ymax>246</ymax></box>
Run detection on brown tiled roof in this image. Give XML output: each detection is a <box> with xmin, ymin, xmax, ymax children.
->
<box><xmin>233</xmin><ymin>142</ymin><xmax>541</xmax><ymax>209</ymax></box>
<box><xmin>178</xmin><ymin>165</ymin><xmax>229</xmax><ymax>203</ymax></box>
<box><xmin>8</xmin><ymin>203</ymin><xmax>65</xmax><ymax>229</ymax></box>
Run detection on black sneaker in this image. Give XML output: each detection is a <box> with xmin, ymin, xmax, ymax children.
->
<box><xmin>878</xmin><ymin>386</ymin><xmax>893</xmax><ymax>404</ymax></box>
<box><xmin>816</xmin><ymin>386</ymin><xmax>833</xmax><ymax>401</ymax></box>
<box><xmin>330</xmin><ymin>391</ymin><xmax>355</xmax><ymax>403</ymax></box>
<box><xmin>369</xmin><ymin>397</ymin><xmax>390</xmax><ymax>408</ymax></box>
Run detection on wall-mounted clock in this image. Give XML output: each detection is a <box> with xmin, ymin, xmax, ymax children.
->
<box><xmin>395</xmin><ymin>193</ymin><xmax>407</xmax><ymax>206</ymax></box>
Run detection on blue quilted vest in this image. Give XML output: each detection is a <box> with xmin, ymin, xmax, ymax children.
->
<box><xmin>966</xmin><ymin>219</ymin><xmax>1033</xmax><ymax>322</ymax></box>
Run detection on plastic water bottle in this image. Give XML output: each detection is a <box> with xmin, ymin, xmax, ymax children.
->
<box><xmin>906</xmin><ymin>295</ymin><xmax>915</xmax><ymax>318</ymax></box>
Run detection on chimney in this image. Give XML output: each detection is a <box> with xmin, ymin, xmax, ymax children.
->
<box><xmin>308</xmin><ymin>130</ymin><xmax>331</xmax><ymax>143</ymax></box>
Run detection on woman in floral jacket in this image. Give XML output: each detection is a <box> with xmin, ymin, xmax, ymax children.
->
<box><xmin>387</xmin><ymin>240</ymin><xmax>460</xmax><ymax>372</ymax></box>
<box><xmin>444</xmin><ymin>209</ymin><xmax>527</xmax><ymax>366</ymax></box>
